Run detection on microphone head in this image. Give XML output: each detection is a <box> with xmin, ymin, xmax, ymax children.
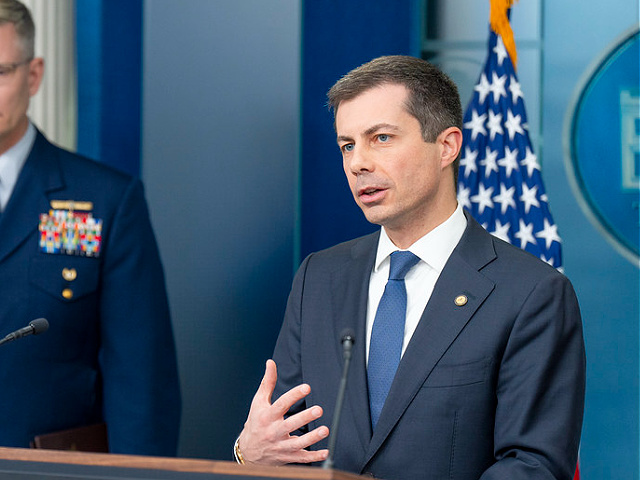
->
<box><xmin>29</xmin><ymin>318</ymin><xmax>49</xmax><ymax>335</ymax></box>
<box><xmin>340</xmin><ymin>328</ymin><xmax>355</xmax><ymax>345</ymax></box>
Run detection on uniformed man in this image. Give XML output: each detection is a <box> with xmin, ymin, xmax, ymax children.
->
<box><xmin>0</xmin><ymin>0</ymin><xmax>180</xmax><ymax>455</ymax></box>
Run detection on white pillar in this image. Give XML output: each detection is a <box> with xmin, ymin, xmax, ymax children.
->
<box><xmin>23</xmin><ymin>0</ymin><xmax>77</xmax><ymax>152</ymax></box>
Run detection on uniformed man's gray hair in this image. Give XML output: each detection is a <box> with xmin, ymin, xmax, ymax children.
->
<box><xmin>0</xmin><ymin>0</ymin><xmax>35</xmax><ymax>60</ymax></box>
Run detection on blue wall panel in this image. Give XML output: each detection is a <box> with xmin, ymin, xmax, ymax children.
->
<box><xmin>77</xmin><ymin>0</ymin><xmax>142</xmax><ymax>177</ymax></box>
<box><xmin>300</xmin><ymin>0</ymin><xmax>422</xmax><ymax>260</ymax></box>
<box><xmin>142</xmin><ymin>0</ymin><xmax>301</xmax><ymax>459</ymax></box>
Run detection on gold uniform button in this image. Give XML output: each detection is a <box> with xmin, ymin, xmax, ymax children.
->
<box><xmin>454</xmin><ymin>295</ymin><xmax>468</xmax><ymax>306</ymax></box>
<box><xmin>62</xmin><ymin>268</ymin><xmax>77</xmax><ymax>281</ymax></box>
<box><xmin>62</xmin><ymin>288</ymin><xmax>74</xmax><ymax>300</ymax></box>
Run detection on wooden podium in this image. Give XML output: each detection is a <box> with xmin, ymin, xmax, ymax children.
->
<box><xmin>0</xmin><ymin>447</ymin><xmax>367</xmax><ymax>480</ymax></box>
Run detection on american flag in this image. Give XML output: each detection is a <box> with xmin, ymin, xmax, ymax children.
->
<box><xmin>457</xmin><ymin>27</ymin><xmax>562</xmax><ymax>270</ymax></box>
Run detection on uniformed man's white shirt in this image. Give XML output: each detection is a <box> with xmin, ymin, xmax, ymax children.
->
<box><xmin>0</xmin><ymin>122</ymin><xmax>36</xmax><ymax>211</ymax></box>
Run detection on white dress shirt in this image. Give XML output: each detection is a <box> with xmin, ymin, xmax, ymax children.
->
<box><xmin>365</xmin><ymin>203</ymin><xmax>468</xmax><ymax>362</ymax></box>
<box><xmin>0</xmin><ymin>122</ymin><xmax>36</xmax><ymax>211</ymax></box>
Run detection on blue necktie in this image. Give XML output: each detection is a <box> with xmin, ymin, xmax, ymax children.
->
<box><xmin>368</xmin><ymin>250</ymin><xmax>420</xmax><ymax>430</ymax></box>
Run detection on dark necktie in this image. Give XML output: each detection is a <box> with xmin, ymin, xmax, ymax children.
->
<box><xmin>368</xmin><ymin>250</ymin><xmax>420</xmax><ymax>429</ymax></box>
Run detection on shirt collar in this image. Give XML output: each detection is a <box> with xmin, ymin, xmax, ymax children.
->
<box><xmin>0</xmin><ymin>122</ymin><xmax>36</xmax><ymax>188</ymax></box>
<box><xmin>374</xmin><ymin>203</ymin><xmax>468</xmax><ymax>273</ymax></box>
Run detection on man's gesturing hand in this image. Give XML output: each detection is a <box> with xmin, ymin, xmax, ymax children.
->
<box><xmin>237</xmin><ymin>359</ymin><xmax>329</xmax><ymax>465</ymax></box>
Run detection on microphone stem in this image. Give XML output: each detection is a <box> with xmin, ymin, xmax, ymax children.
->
<box><xmin>322</xmin><ymin>341</ymin><xmax>353</xmax><ymax>469</ymax></box>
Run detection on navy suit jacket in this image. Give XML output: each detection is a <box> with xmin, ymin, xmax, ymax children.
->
<box><xmin>0</xmin><ymin>131</ymin><xmax>181</xmax><ymax>456</ymax></box>
<box><xmin>272</xmin><ymin>213</ymin><xmax>585</xmax><ymax>480</ymax></box>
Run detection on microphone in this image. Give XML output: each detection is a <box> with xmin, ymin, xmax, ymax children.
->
<box><xmin>0</xmin><ymin>318</ymin><xmax>49</xmax><ymax>347</ymax></box>
<box><xmin>322</xmin><ymin>328</ymin><xmax>355</xmax><ymax>470</ymax></box>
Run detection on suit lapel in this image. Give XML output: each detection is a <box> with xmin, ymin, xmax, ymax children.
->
<box><xmin>330</xmin><ymin>232</ymin><xmax>378</xmax><ymax>454</ymax></box>
<box><xmin>0</xmin><ymin>133</ymin><xmax>64</xmax><ymax>264</ymax></box>
<box><xmin>363</xmin><ymin>216</ymin><xmax>498</xmax><ymax>465</ymax></box>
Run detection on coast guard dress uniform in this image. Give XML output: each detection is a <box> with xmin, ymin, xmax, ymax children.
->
<box><xmin>0</xmin><ymin>126</ymin><xmax>181</xmax><ymax>456</ymax></box>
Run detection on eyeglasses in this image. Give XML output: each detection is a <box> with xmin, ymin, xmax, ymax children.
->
<box><xmin>0</xmin><ymin>58</ymin><xmax>33</xmax><ymax>83</ymax></box>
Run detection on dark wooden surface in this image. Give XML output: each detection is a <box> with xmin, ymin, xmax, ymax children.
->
<box><xmin>0</xmin><ymin>447</ymin><xmax>366</xmax><ymax>480</ymax></box>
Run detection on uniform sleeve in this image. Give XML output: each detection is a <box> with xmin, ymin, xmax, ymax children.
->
<box><xmin>98</xmin><ymin>178</ymin><xmax>181</xmax><ymax>456</ymax></box>
<box><xmin>480</xmin><ymin>272</ymin><xmax>586</xmax><ymax>480</ymax></box>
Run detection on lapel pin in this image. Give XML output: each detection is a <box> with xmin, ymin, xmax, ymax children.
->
<box><xmin>454</xmin><ymin>295</ymin><xmax>468</xmax><ymax>307</ymax></box>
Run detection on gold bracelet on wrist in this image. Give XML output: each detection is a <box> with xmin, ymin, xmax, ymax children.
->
<box><xmin>234</xmin><ymin>437</ymin><xmax>246</xmax><ymax>465</ymax></box>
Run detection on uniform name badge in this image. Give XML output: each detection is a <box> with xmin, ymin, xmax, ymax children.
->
<box><xmin>39</xmin><ymin>201</ymin><xmax>102</xmax><ymax>257</ymax></box>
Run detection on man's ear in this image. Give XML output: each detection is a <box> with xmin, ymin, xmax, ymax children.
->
<box><xmin>438</xmin><ymin>127</ymin><xmax>463</xmax><ymax>169</ymax></box>
<box><xmin>27</xmin><ymin>57</ymin><xmax>44</xmax><ymax>97</ymax></box>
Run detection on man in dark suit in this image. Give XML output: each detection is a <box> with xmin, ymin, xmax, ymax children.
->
<box><xmin>0</xmin><ymin>0</ymin><xmax>180</xmax><ymax>455</ymax></box>
<box><xmin>236</xmin><ymin>56</ymin><xmax>585</xmax><ymax>479</ymax></box>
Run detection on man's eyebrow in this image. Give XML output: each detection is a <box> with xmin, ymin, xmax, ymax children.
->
<box><xmin>364</xmin><ymin>123</ymin><xmax>401</xmax><ymax>136</ymax></box>
<box><xmin>337</xmin><ymin>123</ymin><xmax>401</xmax><ymax>144</ymax></box>
<box><xmin>336</xmin><ymin>134</ymin><xmax>354</xmax><ymax>144</ymax></box>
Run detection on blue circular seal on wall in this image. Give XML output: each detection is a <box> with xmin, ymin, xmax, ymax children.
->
<box><xmin>565</xmin><ymin>26</ymin><xmax>639</xmax><ymax>266</ymax></box>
